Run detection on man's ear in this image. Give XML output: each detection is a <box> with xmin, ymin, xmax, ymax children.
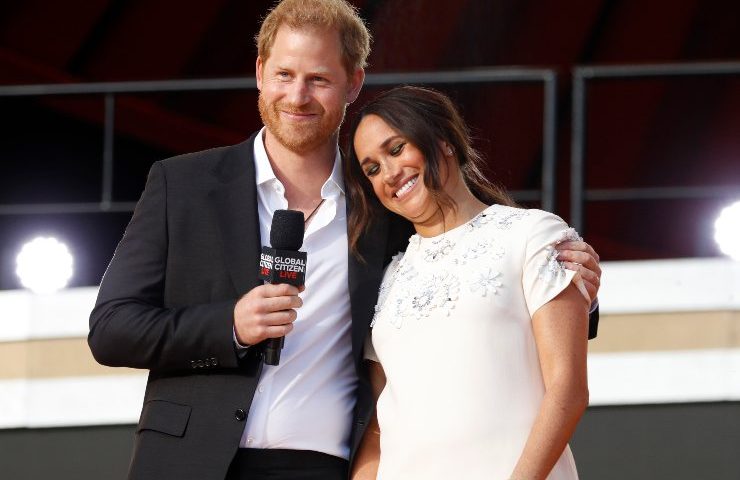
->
<box><xmin>256</xmin><ymin>56</ymin><xmax>265</xmax><ymax>91</ymax></box>
<box><xmin>347</xmin><ymin>68</ymin><xmax>365</xmax><ymax>103</ymax></box>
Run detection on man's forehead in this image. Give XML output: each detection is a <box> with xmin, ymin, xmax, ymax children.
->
<box><xmin>274</xmin><ymin>24</ymin><xmax>341</xmax><ymax>45</ymax></box>
<box><xmin>263</xmin><ymin>25</ymin><xmax>346</xmax><ymax>71</ymax></box>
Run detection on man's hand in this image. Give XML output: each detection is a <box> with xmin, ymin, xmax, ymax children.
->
<box><xmin>234</xmin><ymin>283</ymin><xmax>304</xmax><ymax>346</ymax></box>
<box><xmin>556</xmin><ymin>241</ymin><xmax>601</xmax><ymax>303</ymax></box>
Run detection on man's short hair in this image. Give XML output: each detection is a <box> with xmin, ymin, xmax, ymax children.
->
<box><xmin>256</xmin><ymin>0</ymin><xmax>371</xmax><ymax>75</ymax></box>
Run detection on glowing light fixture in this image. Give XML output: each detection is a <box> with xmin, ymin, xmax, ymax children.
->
<box><xmin>714</xmin><ymin>200</ymin><xmax>740</xmax><ymax>261</ymax></box>
<box><xmin>15</xmin><ymin>237</ymin><xmax>74</xmax><ymax>294</ymax></box>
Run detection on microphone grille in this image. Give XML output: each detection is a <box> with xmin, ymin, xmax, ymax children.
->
<box><xmin>270</xmin><ymin>209</ymin><xmax>305</xmax><ymax>250</ymax></box>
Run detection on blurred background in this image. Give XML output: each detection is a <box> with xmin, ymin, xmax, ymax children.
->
<box><xmin>0</xmin><ymin>0</ymin><xmax>739</xmax><ymax>478</ymax></box>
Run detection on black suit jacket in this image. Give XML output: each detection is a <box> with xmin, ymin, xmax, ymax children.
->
<box><xmin>88</xmin><ymin>133</ymin><xmax>410</xmax><ymax>479</ymax></box>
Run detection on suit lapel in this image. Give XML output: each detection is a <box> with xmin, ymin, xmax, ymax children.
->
<box><xmin>210</xmin><ymin>134</ymin><xmax>262</xmax><ymax>296</ymax></box>
<box><xmin>347</xmin><ymin>202</ymin><xmax>389</xmax><ymax>367</ymax></box>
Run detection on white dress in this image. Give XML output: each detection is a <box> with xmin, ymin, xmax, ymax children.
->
<box><xmin>365</xmin><ymin>205</ymin><xmax>585</xmax><ymax>480</ymax></box>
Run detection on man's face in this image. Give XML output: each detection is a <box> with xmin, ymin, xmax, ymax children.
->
<box><xmin>257</xmin><ymin>26</ymin><xmax>364</xmax><ymax>154</ymax></box>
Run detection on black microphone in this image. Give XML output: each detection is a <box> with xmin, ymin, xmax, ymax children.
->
<box><xmin>258</xmin><ymin>209</ymin><xmax>307</xmax><ymax>365</ymax></box>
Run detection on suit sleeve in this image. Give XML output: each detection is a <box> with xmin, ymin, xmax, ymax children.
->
<box><xmin>88</xmin><ymin>162</ymin><xmax>241</xmax><ymax>372</ymax></box>
<box><xmin>588</xmin><ymin>307</ymin><xmax>599</xmax><ymax>340</ymax></box>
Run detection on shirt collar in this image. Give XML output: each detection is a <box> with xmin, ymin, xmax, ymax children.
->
<box><xmin>253</xmin><ymin>126</ymin><xmax>345</xmax><ymax>197</ymax></box>
<box><xmin>254</xmin><ymin>127</ymin><xmax>278</xmax><ymax>187</ymax></box>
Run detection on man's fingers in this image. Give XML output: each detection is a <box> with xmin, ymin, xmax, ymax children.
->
<box><xmin>262</xmin><ymin>294</ymin><xmax>303</xmax><ymax>313</ymax></box>
<box><xmin>261</xmin><ymin>309</ymin><xmax>298</xmax><ymax>326</ymax></box>
<box><xmin>582</xmin><ymin>280</ymin><xmax>598</xmax><ymax>303</ymax></box>
<box><xmin>556</xmin><ymin>249</ymin><xmax>592</xmax><ymax>265</ymax></box>
<box><xmin>260</xmin><ymin>282</ymin><xmax>301</xmax><ymax>298</ymax></box>
<box><xmin>253</xmin><ymin>321</ymin><xmax>295</xmax><ymax>341</ymax></box>
<box><xmin>234</xmin><ymin>283</ymin><xmax>302</xmax><ymax>345</ymax></box>
<box><xmin>562</xmin><ymin>261</ymin><xmax>600</xmax><ymax>301</ymax></box>
<box><xmin>563</xmin><ymin>261</ymin><xmax>600</xmax><ymax>286</ymax></box>
<box><xmin>265</xmin><ymin>323</ymin><xmax>294</xmax><ymax>338</ymax></box>
<box><xmin>557</xmin><ymin>241</ymin><xmax>600</xmax><ymax>263</ymax></box>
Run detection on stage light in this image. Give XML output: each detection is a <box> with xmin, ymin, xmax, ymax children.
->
<box><xmin>15</xmin><ymin>237</ymin><xmax>74</xmax><ymax>294</ymax></box>
<box><xmin>714</xmin><ymin>200</ymin><xmax>740</xmax><ymax>261</ymax></box>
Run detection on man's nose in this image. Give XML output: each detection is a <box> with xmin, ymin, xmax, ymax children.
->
<box><xmin>286</xmin><ymin>80</ymin><xmax>310</xmax><ymax>106</ymax></box>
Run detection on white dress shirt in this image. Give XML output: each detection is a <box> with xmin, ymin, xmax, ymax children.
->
<box><xmin>240</xmin><ymin>128</ymin><xmax>356</xmax><ymax>460</ymax></box>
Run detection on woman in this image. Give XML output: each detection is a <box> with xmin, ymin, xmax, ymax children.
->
<box><xmin>345</xmin><ymin>86</ymin><xmax>590</xmax><ymax>480</ymax></box>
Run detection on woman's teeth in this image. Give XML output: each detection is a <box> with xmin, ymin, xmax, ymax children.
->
<box><xmin>395</xmin><ymin>176</ymin><xmax>418</xmax><ymax>198</ymax></box>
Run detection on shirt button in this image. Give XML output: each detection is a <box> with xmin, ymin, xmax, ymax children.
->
<box><xmin>234</xmin><ymin>409</ymin><xmax>246</xmax><ymax>421</ymax></box>
<box><xmin>258</xmin><ymin>386</ymin><xmax>265</xmax><ymax>393</ymax></box>
<box><xmin>247</xmin><ymin>437</ymin><xmax>254</xmax><ymax>445</ymax></box>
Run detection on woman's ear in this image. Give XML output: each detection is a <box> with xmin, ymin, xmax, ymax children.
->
<box><xmin>438</xmin><ymin>140</ymin><xmax>454</xmax><ymax>158</ymax></box>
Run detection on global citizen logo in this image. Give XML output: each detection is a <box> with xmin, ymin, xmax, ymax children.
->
<box><xmin>260</xmin><ymin>251</ymin><xmax>306</xmax><ymax>282</ymax></box>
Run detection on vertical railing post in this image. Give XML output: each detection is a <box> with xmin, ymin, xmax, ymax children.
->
<box><xmin>542</xmin><ymin>71</ymin><xmax>558</xmax><ymax>212</ymax></box>
<box><xmin>570</xmin><ymin>69</ymin><xmax>587</xmax><ymax>232</ymax></box>
<box><xmin>101</xmin><ymin>93</ymin><xmax>115</xmax><ymax>210</ymax></box>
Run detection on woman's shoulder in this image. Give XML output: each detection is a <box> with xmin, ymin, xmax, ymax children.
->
<box><xmin>475</xmin><ymin>206</ymin><xmax>580</xmax><ymax>251</ymax></box>
<box><xmin>486</xmin><ymin>205</ymin><xmax>569</xmax><ymax>229</ymax></box>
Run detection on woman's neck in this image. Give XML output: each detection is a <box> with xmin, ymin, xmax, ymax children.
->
<box><xmin>414</xmin><ymin>188</ymin><xmax>488</xmax><ymax>238</ymax></box>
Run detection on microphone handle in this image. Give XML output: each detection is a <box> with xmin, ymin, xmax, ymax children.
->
<box><xmin>264</xmin><ymin>336</ymin><xmax>284</xmax><ymax>365</ymax></box>
<box><xmin>258</xmin><ymin>246</ymin><xmax>306</xmax><ymax>366</ymax></box>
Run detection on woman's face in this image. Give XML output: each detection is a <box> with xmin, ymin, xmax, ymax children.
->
<box><xmin>353</xmin><ymin>114</ymin><xmax>442</xmax><ymax>224</ymax></box>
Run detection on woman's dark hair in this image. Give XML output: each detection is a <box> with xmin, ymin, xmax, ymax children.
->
<box><xmin>344</xmin><ymin>85</ymin><xmax>515</xmax><ymax>258</ymax></box>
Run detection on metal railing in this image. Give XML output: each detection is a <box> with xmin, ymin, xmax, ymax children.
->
<box><xmin>0</xmin><ymin>67</ymin><xmax>560</xmax><ymax>215</ymax></box>
<box><xmin>570</xmin><ymin>61</ymin><xmax>740</xmax><ymax>232</ymax></box>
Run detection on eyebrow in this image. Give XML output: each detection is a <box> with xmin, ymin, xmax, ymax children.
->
<box><xmin>359</xmin><ymin>135</ymin><xmax>402</xmax><ymax>166</ymax></box>
<box><xmin>274</xmin><ymin>65</ymin><xmax>333</xmax><ymax>76</ymax></box>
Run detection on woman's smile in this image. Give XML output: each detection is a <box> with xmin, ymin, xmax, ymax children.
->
<box><xmin>393</xmin><ymin>175</ymin><xmax>419</xmax><ymax>199</ymax></box>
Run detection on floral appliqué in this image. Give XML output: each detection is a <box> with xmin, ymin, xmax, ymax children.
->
<box><xmin>455</xmin><ymin>238</ymin><xmax>505</xmax><ymax>265</ymax></box>
<box><xmin>383</xmin><ymin>271</ymin><xmax>460</xmax><ymax>328</ymax></box>
<box><xmin>424</xmin><ymin>237</ymin><xmax>455</xmax><ymax>262</ymax></box>
<box><xmin>538</xmin><ymin>227</ymin><xmax>582</xmax><ymax>284</ymax></box>
<box><xmin>495</xmin><ymin>210</ymin><xmax>530</xmax><ymax>229</ymax></box>
<box><xmin>469</xmin><ymin>268</ymin><xmax>503</xmax><ymax>297</ymax></box>
<box><xmin>466</xmin><ymin>212</ymin><xmax>496</xmax><ymax>231</ymax></box>
<box><xmin>371</xmin><ymin>254</ymin><xmax>405</xmax><ymax>327</ymax></box>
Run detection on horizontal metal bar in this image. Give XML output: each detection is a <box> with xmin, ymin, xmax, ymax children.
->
<box><xmin>0</xmin><ymin>77</ymin><xmax>258</xmax><ymax>97</ymax></box>
<box><xmin>576</xmin><ymin>61</ymin><xmax>740</xmax><ymax>80</ymax></box>
<box><xmin>0</xmin><ymin>202</ymin><xmax>138</xmax><ymax>215</ymax></box>
<box><xmin>0</xmin><ymin>68</ymin><xmax>553</xmax><ymax>98</ymax></box>
<box><xmin>509</xmin><ymin>190</ymin><xmax>542</xmax><ymax>202</ymax></box>
<box><xmin>366</xmin><ymin>69</ymin><xmax>552</xmax><ymax>86</ymax></box>
<box><xmin>585</xmin><ymin>186</ymin><xmax>740</xmax><ymax>202</ymax></box>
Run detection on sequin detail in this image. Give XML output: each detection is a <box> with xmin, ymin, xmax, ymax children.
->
<box><xmin>496</xmin><ymin>210</ymin><xmax>529</xmax><ymax>229</ymax></box>
<box><xmin>392</xmin><ymin>271</ymin><xmax>460</xmax><ymax>327</ymax></box>
<box><xmin>372</xmin><ymin>205</ymin><xmax>576</xmax><ymax>330</ymax></box>
<box><xmin>424</xmin><ymin>237</ymin><xmax>455</xmax><ymax>262</ymax></box>
<box><xmin>470</xmin><ymin>268</ymin><xmax>503</xmax><ymax>296</ymax></box>
<box><xmin>537</xmin><ymin>228</ymin><xmax>583</xmax><ymax>285</ymax></box>
<box><xmin>455</xmin><ymin>238</ymin><xmax>505</xmax><ymax>265</ymax></box>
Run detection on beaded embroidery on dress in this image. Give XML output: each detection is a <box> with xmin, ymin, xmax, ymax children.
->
<box><xmin>538</xmin><ymin>228</ymin><xmax>583</xmax><ymax>285</ymax></box>
<box><xmin>372</xmin><ymin>205</ymin><xmax>581</xmax><ymax>330</ymax></box>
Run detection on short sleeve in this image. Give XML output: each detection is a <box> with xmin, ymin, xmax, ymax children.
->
<box><xmin>363</xmin><ymin>252</ymin><xmax>404</xmax><ymax>363</ymax></box>
<box><xmin>522</xmin><ymin>211</ymin><xmax>588</xmax><ymax>317</ymax></box>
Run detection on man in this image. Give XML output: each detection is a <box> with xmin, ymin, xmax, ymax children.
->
<box><xmin>88</xmin><ymin>1</ymin><xmax>602</xmax><ymax>479</ymax></box>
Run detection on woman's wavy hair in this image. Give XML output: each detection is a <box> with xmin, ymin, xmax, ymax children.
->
<box><xmin>344</xmin><ymin>85</ymin><xmax>515</xmax><ymax>258</ymax></box>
